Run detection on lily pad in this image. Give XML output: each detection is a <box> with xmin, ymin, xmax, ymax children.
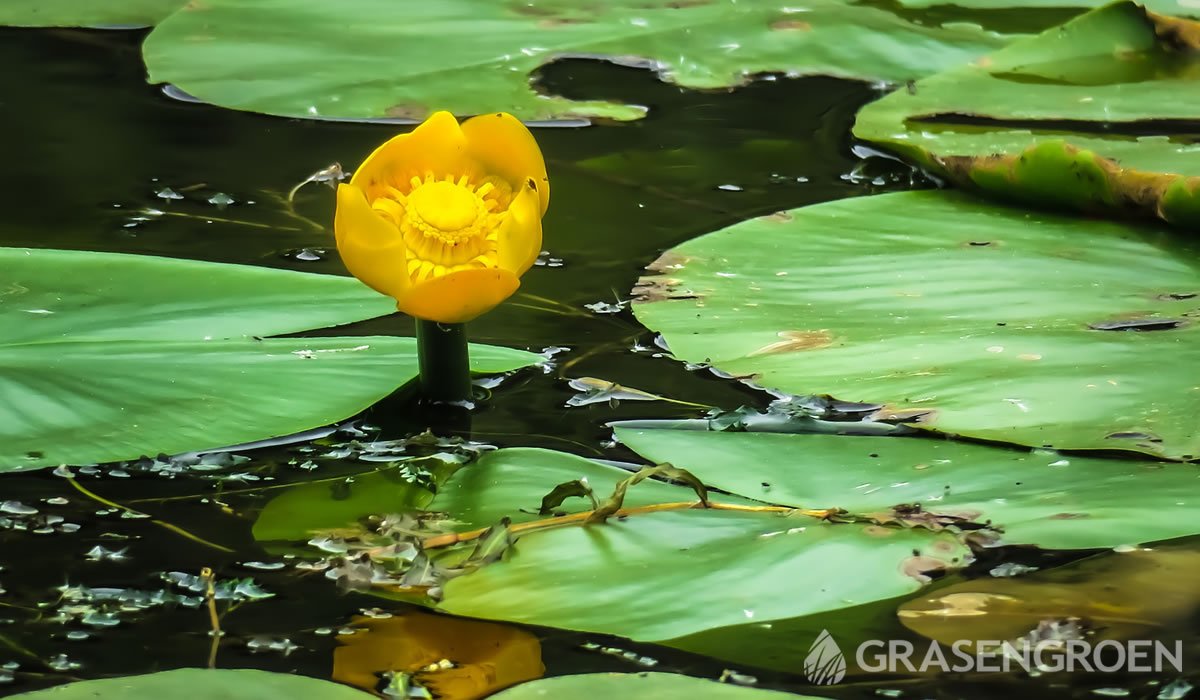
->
<box><xmin>6</xmin><ymin>668</ymin><xmax>373</xmax><ymax>699</ymax></box>
<box><xmin>631</xmin><ymin>190</ymin><xmax>1200</xmax><ymax>459</ymax></box>
<box><xmin>490</xmin><ymin>673</ymin><xmax>823</xmax><ymax>699</ymax></box>
<box><xmin>614</xmin><ymin>428</ymin><xmax>1200</xmax><ymax>549</ymax></box>
<box><xmin>0</xmin><ymin>0</ymin><xmax>185</xmax><ymax>27</ymax></box>
<box><xmin>0</xmin><ymin>248</ymin><xmax>539</xmax><ymax>470</ymax></box>
<box><xmin>140</xmin><ymin>0</ymin><xmax>1021</xmax><ymax>122</ymax></box>
<box><xmin>433</xmin><ymin>448</ymin><xmax>968</xmax><ymax>642</ymax></box>
<box><xmin>853</xmin><ymin>1</ymin><xmax>1200</xmax><ymax>227</ymax></box>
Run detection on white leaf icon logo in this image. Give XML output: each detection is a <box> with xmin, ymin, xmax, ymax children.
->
<box><xmin>804</xmin><ymin>629</ymin><xmax>847</xmax><ymax>685</ymax></box>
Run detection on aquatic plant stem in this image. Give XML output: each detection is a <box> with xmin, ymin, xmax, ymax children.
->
<box><xmin>420</xmin><ymin>502</ymin><xmax>841</xmax><ymax>550</ymax></box>
<box><xmin>65</xmin><ymin>478</ymin><xmax>234</xmax><ymax>553</ymax></box>
<box><xmin>200</xmin><ymin>567</ymin><xmax>222</xmax><ymax>669</ymax></box>
<box><xmin>416</xmin><ymin>319</ymin><xmax>472</xmax><ymax>404</ymax></box>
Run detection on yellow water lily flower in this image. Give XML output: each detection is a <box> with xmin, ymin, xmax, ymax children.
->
<box><xmin>335</xmin><ymin>111</ymin><xmax>549</xmax><ymax>323</ymax></box>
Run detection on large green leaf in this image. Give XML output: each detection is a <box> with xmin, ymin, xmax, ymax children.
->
<box><xmin>6</xmin><ymin>668</ymin><xmax>373</xmax><ymax>699</ymax></box>
<box><xmin>140</xmin><ymin>0</ymin><xmax>1022</xmax><ymax>122</ymax></box>
<box><xmin>615</xmin><ymin>428</ymin><xmax>1200</xmax><ymax>549</ymax></box>
<box><xmin>490</xmin><ymin>673</ymin><xmax>824</xmax><ymax>699</ymax></box>
<box><xmin>2</xmin><ymin>247</ymin><xmax>393</xmax><ymax>344</ymax></box>
<box><xmin>853</xmin><ymin>1</ymin><xmax>1200</xmax><ymax>227</ymax></box>
<box><xmin>434</xmin><ymin>448</ymin><xmax>968</xmax><ymax>642</ymax></box>
<box><xmin>631</xmin><ymin>190</ymin><xmax>1200</xmax><ymax>459</ymax></box>
<box><xmin>0</xmin><ymin>0</ymin><xmax>185</xmax><ymax>27</ymax></box>
<box><xmin>0</xmin><ymin>248</ymin><xmax>539</xmax><ymax>470</ymax></box>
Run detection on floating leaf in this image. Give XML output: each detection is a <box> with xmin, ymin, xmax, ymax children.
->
<box><xmin>431</xmin><ymin>448</ymin><xmax>968</xmax><ymax>642</ymax></box>
<box><xmin>614</xmin><ymin>427</ymin><xmax>1200</xmax><ymax>549</ymax></box>
<box><xmin>0</xmin><ymin>248</ymin><xmax>539</xmax><ymax>470</ymax></box>
<box><xmin>631</xmin><ymin>191</ymin><xmax>1200</xmax><ymax>458</ymax></box>
<box><xmin>489</xmin><ymin>672</ymin><xmax>823</xmax><ymax>699</ymax></box>
<box><xmin>0</xmin><ymin>0</ymin><xmax>186</xmax><ymax>28</ymax></box>
<box><xmin>140</xmin><ymin>0</ymin><xmax>1027</xmax><ymax>122</ymax></box>
<box><xmin>7</xmin><ymin>668</ymin><xmax>373</xmax><ymax>699</ymax></box>
<box><xmin>854</xmin><ymin>2</ymin><xmax>1200</xmax><ymax>227</ymax></box>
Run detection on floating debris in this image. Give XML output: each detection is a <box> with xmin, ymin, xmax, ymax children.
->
<box><xmin>534</xmin><ymin>250</ymin><xmax>564</xmax><ymax>267</ymax></box>
<box><xmin>1159</xmin><ymin>678</ymin><xmax>1194</xmax><ymax>700</ymax></box>
<box><xmin>246</xmin><ymin>636</ymin><xmax>299</xmax><ymax>656</ymax></box>
<box><xmin>283</xmin><ymin>247</ymin><xmax>325</xmax><ymax>262</ymax></box>
<box><xmin>84</xmin><ymin>546</ymin><xmax>129</xmax><ymax>562</ymax></box>
<box><xmin>989</xmin><ymin>562</ymin><xmax>1038</xmax><ymax>577</ymax></box>
<box><xmin>1</xmin><ymin>501</ymin><xmax>38</xmax><ymax>516</ymax></box>
<box><xmin>584</xmin><ymin>300</ymin><xmax>627</xmax><ymax>314</ymax></box>
<box><xmin>207</xmin><ymin>192</ymin><xmax>235</xmax><ymax>209</ymax></box>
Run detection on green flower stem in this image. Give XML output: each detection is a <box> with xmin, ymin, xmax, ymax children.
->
<box><xmin>415</xmin><ymin>319</ymin><xmax>472</xmax><ymax>404</ymax></box>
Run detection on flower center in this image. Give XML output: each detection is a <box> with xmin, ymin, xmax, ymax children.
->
<box><xmin>370</xmin><ymin>173</ymin><xmax>508</xmax><ymax>284</ymax></box>
<box><xmin>408</xmin><ymin>180</ymin><xmax>481</xmax><ymax>238</ymax></box>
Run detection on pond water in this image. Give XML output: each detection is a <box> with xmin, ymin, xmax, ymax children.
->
<box><xmin>1</xmin><ymin>24</ymin><xmax>1195</xmax><ymax>700</ymax></box>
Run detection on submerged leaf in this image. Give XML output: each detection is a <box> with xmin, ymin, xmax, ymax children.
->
<box><xmin>899</xmin><ymin>545</ymin><xmax>1200</xmax><ymax>647</ymax></box>
<box><xmin>333</xmin><ymin>611</ymin><xmax>544</xmax><ymax>700</ymax></box>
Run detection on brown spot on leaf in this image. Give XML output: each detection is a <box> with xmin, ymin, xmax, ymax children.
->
<box><xmin>1148</xmin><ymin>10</ymin><xmax>1200</xmax><ymax>50</ymax></box>
<box><xmin>902</xmin><ymin>554</ymin><xmax>952</xmax><ymax>584</ymax></box>
<box><xmin>1049</xmin><ymin>512</ymin><xmax>1089</xmax><ymax>520</ymax></box>
<box><xmin>869</xmin><ymin>503</ymin><xmax>978</xmax><ymax>531</ymax></box>
<box><xmin>1156</xmin><ymin>292</ymin><xmax>1197</xmax><ymax>301</ymax></box>
<box><xmin>862</xmin><ymin>525</ymin><xmax>896</xmax><ymax>538</ymax></box>
<box><xmin>747</xmin><ymin>330</ymin><xmax>833</xmax><ymax>356</ymax></box>
<box><xmin>633</xmin><ymin>252</ymin><xmax>698</xmax><ymax>302</ymax></box>
<box><xmin>384</xmin><ymin>103</ymin><xmax>430</xmax><ymax>120</ymax></box>
<box><xmin>538</xmin><ymin>17</ymin><xmax>591</xmax><ymax>27</ymax></box>
<box><xmin>645</xmin><ymin>251</ymin><xmax>689</xmax><ymax>274</ymax></box>
<box><xmin>631</xmin><ymin>276</ymin><xmax>699</xmax><ymax>303</ymax></box>
<box><xmin>770</xmin><ymin>19</ymin><xmax>811</xmax><ymax>31</ymax></box>
<box><xmin>766</xmin><ymin>210</ymin><xmax>793</xmax><ymax>222</ymax></box>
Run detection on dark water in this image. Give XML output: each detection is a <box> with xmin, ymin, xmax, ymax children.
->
<box><xmin>1</xmin><ymin>26</ymin><xmax>1193</xmax><ymax>700</ymax></box>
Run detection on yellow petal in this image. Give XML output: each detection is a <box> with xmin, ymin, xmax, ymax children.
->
<box><xmin>495</xmin><ymin>182</ymin><xmax>543</xmax><ymax>276</ymax></box>
<box><xmin>461</xmin><ymin>112</ymin><xmax>549</xmax><ymax>215</ymax></box>
<box><xmin>398</xmin><ymin>268</ymin><xmax>520</xmax><ymax>323</ymax></box>
<box><xmin>334</xmin><ymin>183</ymin><xmax>411</xmax><ymax>300</ymax></box>
<box><xmin>349</xmin><ymin>111</ymin><xmax>470</xmax><ymax>196</ymax></box>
